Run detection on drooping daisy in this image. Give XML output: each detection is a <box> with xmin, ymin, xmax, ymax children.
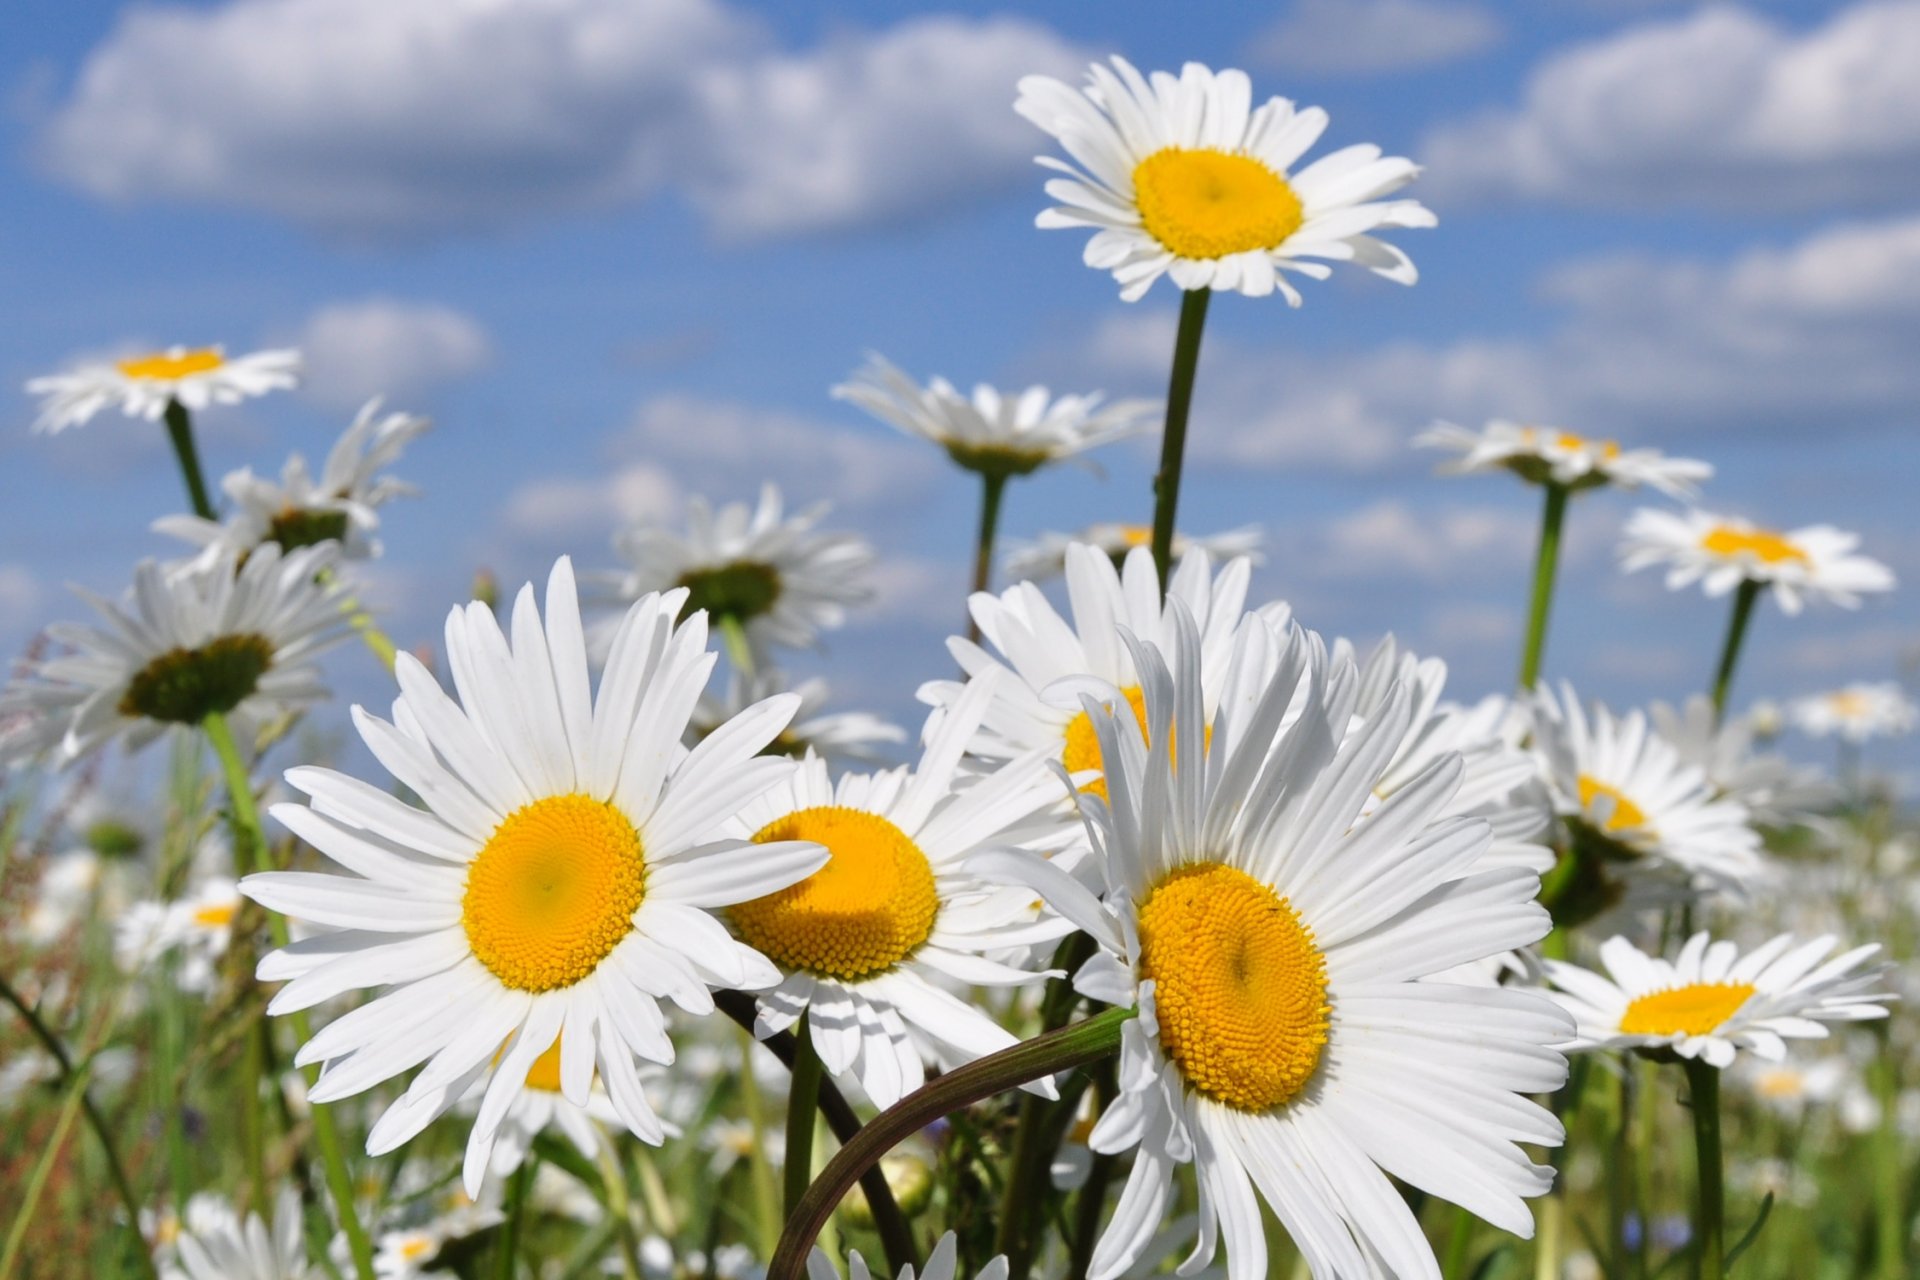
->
<box><xmin>1649</xmin><ymin>696</ymin><xmax>1834</xmax><ymax>827</ymax></box>
<box><xmin>0</xmin><ymin>544</ymin><xmax>347</xmax><ymax>767</ymax></box>
<box><xmin>727</xmin><ymin>671</ymin><xmax>1076</xmax><ymax>1108</ymax></box>
<box><xmin>592</xmin><ymin>484</ymin><xmax>873</xmax><ymax>660</ymax></box>
<box><xmin>1620</xmin><ymin>508</ymin><xmax>1894</xmax><ymax>615</ymax></box>
<box><xmin>1003</xmin><ymin>523</ymin><xmax>1265</xmax><ymax>582</ymax></box>
<box><xmin>978</xmin><ymin>607</ymin><xmax>1569</xmax><ymax>1280</ymax></box>
<box><xmin>1543</xmin><ymin>932</ymin><xmax>1893</xmax><ymax>1067</ymax></box>
<box><xmin>807</xmin><ymin>1233</ymin><xmax>1008</xmax><ymax>1280</ymax></box>
<box><xmin>1016</xmin><ymin>58</ymin><xmax>1435</xmax><ymax>303</ymax></box>
<box><xmin>241</xmin><ymin>558</ymin><xmax>830</xmax><ymax>1194</ymax></box>
<box><xmin>27</xmin><ymin>346</ymin><xmax>301</xmax><ymax>435</ymax></box>
<box><xmin>156</xmin><ymin>1188</ymin><xmax>314</xmax><ymax>1280</ymax></box>
<box><xmin>690</xmin><ymin>668</ymin><xmax>906</xmax><ymax>767</ymax></box>
<box><xmin>1529</xmin><ymin>683</ymin><xmax>1764</xmax><ymax>891</ymax></box>
<box><xmin>156</xmin><ymin>398</ymin><xmax>431</xmax><ymax>563</ymax></box>
<box><xmin>833</xmin><ymin>353</ymin><xmax>1156</xmax><ymax>478</ymax></box>
<box><xmin>1416</xmin><ymin>421</ymin><xmax>1710</xmax><ymax>498</ymax></box>
<box><xmin>1788</xmin><ymin>683</ymin><xmax>1917</xmax><ymax>743</ymax></box>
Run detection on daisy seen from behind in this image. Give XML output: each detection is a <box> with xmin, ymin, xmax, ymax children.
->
<box><xmin>27</xmin><ymin>344</ymin><xmax>301</xmax><ymax>435</ymax></box>
<box><xmin>1416</xmin><ymin>421</ymin><xmax>1711</xmax><ymax>498</ymax></box>
<box><xmin>1003</xmin><ymin>522</ymin><xmax>1264</xmax><ymax>582</ymax></box>
<box><xmin>240</xmin><ymin>558</ymin><xmax>830</xmax><ymax>1194</ymax></box>
<box><xmin>978</xmin><ymin>606</ymin><xmax>1569</xmax><ymax>1280</ymax></box>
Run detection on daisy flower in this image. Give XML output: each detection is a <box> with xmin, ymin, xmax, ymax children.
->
<box><xmin>690</xmin><ymin>668</ymin><xmax>906</xmax><ymax>767</ymax></box>
<box><xmin>1788</xmin><ymin>683</ymin><xmax>1917</xmax><ymax>743</ymax></box>
<box><xmin>807</xmin><ymin>1233</ymin><xmax>1008</xmax><ymax>1280</ymax></box>
<box><xmin>833</xmin><ymin>353</ymin><xmax>1155</xmax><ymax>478</ymax></box>
<box><xmin>240</xmin><ymin>558</ymin><xmax>830</xmax><ymax>1194</ymax></box>
<box><xmin>0</xmin><ymin>544</ymin><xmax>346</xmax><ymax>767</ymax></box>
<box><xmin>157</xmin><ymin>1188</ymin><xmax>314</xmax><ymax>1280</ymax></box>
<box><xmin>593</xmin><ymin>484</ymin><xmax>873</xmax><ymax>660</ymax></box>
<box><xmin>1543</xmin><ymin>932</ymin><xmax>1893</xmax><ymax>1067</ymax></box>
<box><xmin>1016</xmin><ymin>58</ymin><xmax>1435</xmax><ymax>303</ymax></box>
<box><xmin>1003</xmin><ymin>523</ymin><xmax>1264</xmax><ymax>582</ymax></box>
<box><xmin>726</xmin><ymin>671</ymin><xmax>1076</xmax><ymax>1108</ymax></box>
<box><xmin>1649</xmin><ymin>696</ymin><xmax>1834</xmax><ymax>827</ymax></box>
<box><xmin>1530</xmin><ymin>683</ymin><xmax>1764</xmax><ymax>891</ymax></box>
<box><xmin>157</xmin><ymin>398</ymin><xmax>431</xmax><ymax>563</ymax></box>
<box><xmin>27</xmin><ymin>345</ymin><xmax>300</xmax><ymax>435</ymax></box>
<box><xmin>475</xmin><ymin>1036</ymin><xmax>677</xmax><ymax>1183</ymax></box>
<box><xmin>978</xmin><ymin>606</ymin><xmax>1569</xmax><ymax>1280</ymax></box>
<box><xmin>1416</xmin><ymin>421</ymin><xmax>1710</xmax><ymax>498</ymax></box>
<box><xmin>115</xmin><ymin>876</ymin><xmax>244</xmax><ymax>994</ymax></box>
<box><xmin>1620</xmin><ymin>508</ymin><xmax>1894</xmax><ymax>615</ymax></box>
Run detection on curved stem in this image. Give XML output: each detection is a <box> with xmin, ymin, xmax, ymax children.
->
<box><xmin>1518</xmin><ymin>482</ymin><xmax>1570</xmax><ymax>690</ymax></box>
<box><xmin>1684</xmin><ymin>1058</ymin><xmax>1725</xmax><ymax>1280</ymax></box>
<box><xmin>163</xmin><ymin>399</ymin><xmax>217</xmax><ymax>521</ymax></box>
<box><xmin>966</xmin><ymin>473</ymin><xmax>1009</xmax><ymax>643</ymax></box>
<box><xmin>496</xmin><ymin>1158</ymin><xmax>535</xmax><ymax>1280</ymax></box>
<box><xmin>767</xmin><ymin>1006</ymin><xmax>1133</xmax><ymax>1280</ymax></box>
<box><xmin>1149</xmin><ymin>288</ymin><xmax>1212</xmax><ymax>592</ymax></box>
<box><xmin>1708</xmin><ymin>579</ymin><xmax>1762</xmax><ymax>725</ymax></box>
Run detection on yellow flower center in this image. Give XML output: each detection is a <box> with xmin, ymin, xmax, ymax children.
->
<box><xmin>461</xmin><ymin>794</ymin><xmax>645</xmax><ymax>993</ymax></box>
<box><xmin>1830</xmin><ymin>692</ymin><xmax>1868</xmax><ymax>717</ymax></box>
<box><xmin>1752</xmin><ymin>1068</ymin><xmax>1807</xmax><ymax>1100</ymax></box>
<box><xmin>1061</xmin><ymin>685</ymin><xmax>1208</xmax><ymax>803</ymax></box>
<box><xmin>729</xmin><ymin>806</ymin><xmax>938</xmax><ymax>981</ymax></box>
<box><xmin>1116</xmin><ymin>526</ymin><xmax>1152</xmax><ymax>548</ymax></box>
<box><xmin>1137</xmin><ymin>862</ymin><xmax>1330</xmax><ymax>1113</ymax></box>
<box><xmin>1618</xmin><ymin>982</ymin><xmax>1756</xmax><ymax>1036</ymax></box>
<box><xmin>116</xmin><ymin>349</ymin><xmax>226</xmax><ymax>381</ymax></box>
<box><xmin>1577</xmin><ymin>775</ymin><xmax>1647</xmax><ymax>833</ymax></box>
<box><xmin>523</xmin><ymin>1036</ymin><xmax>565</xmax><ymax>1093</ymax></box>
<box><xmin>398</xmin><ymin>1236</ymin><xmax>435</xmax><ymax>1262</ymax></box>
<box><xmin>191</xmin><ymin>903</ymin><xmax>236</xmax><ymax>929</ymax></box>
<box><xmin>1699</xmin><ymin>526</ymin><xmax>1807</xmax><ymax>566</ymax></box>
<box><xmin>1132</xmin><ymin>148</ymin><xmax>1304</xmax><ymax>261</ymax></box>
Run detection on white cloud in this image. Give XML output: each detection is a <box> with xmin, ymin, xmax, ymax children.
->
<box><xmin>1311</xmin><ymin>500</ymin><xmax>1539</xmax><ymax>581</ymax></box>
<box><xmin>1249</xmin><ymin>0</ymin><xmax>1501</xmax><ymax>76</ymax></box>
<box><xmin>503</xmin><ymin>463</ymin><xmax>680</xmax><ymax>542</ymax></box>
<box><xmin>37</xmin><ymin>0</ymin><xmax>1086</xmax><ymax>241</ymax></box>
<box><xmin>295</xmin><ymin>298</ymin><xmax>491</xmax><ymax>409</ymax></box>
<box><xmin>1425</xmin><ymin>1</ymin><xmax>1920</xmax><ymax>210</ymax></box>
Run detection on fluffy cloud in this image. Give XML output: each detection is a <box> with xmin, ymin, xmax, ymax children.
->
<box><xmin>1425</xmin><ymin>1</ymin><xmax>1920</xmax><ymax>210</ymax></box>
<box><xmin>1248</xmin><ymin>0</ymin><xmax>1501</xmax><ymax>76</ymax></box>
<box><xmin>37</xmin><ymin>0</ymin><xmax>1085</xmax><ymax>241</ymax></box>
<box><xmin>295</xmin><ymin>298</ymin><xmax>491</xmax><ymax>409</ymax></box>
<box><xmin>503</xmin><ymin>463</ymin><xmax>680</xmax><ymax>543</ymax></box>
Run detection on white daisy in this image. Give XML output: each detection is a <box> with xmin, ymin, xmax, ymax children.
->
<box><xmin>1002</xmin><ymin>523</ymin><xmax>1264</xmax><ymax>583</ymax></box>
<box><xmin>115</xmin><ymin>876</ymin><xmax>244</xmax><ymax>994</ymax></box>
<box><xmin>1649</xmin><ymin>696</ymin><xmax>1834</xmax><ymax>827</ymax></box>
<box><xmin>157</xmin><ymin>1188</ymin><xmax>314</xmax><ymax>1280</ymax></box>
<box><xmin>978</xmin><ymin>606</ymin><xmax>1569</xmax><ymax>1280</ymax></box>
<box><xmin>1732</xmin><ymin>1054</ymin><xmax>1859</xmax><ymax>1123</ymax></box>
<box><xmin>592</xmin><ymin>484</ymin><xmax>873</xmax><ymax>659</ymax></box>
<box><xmin>476</xmin><ymin>1034</ymin><xmax>678</xmax><ymax>1182</ymax></box>
<box><xmin>727</xmin><ymin>671</ymin><xmax>1076</xmax><ymax>1108</ymax></box>
<box><xmin>27</xmin><ymin>346</ymin><xmax>301</xmax><ymax>435</ymax></box>
<box><xmin>0</xmin><ymin>544</ymin><xmax>346</xmax><ymax>767</ymax></box>
<box><xmin>833</xmin><ymin>353</ymin><xmax>1155</xmax><ymax>477</ymax></box>
<box><xmin>1529</xmin><ymin>683</ymin><xmax>1765</xmax><ymax>892</ymax></box>
<box><xmin>1620</xmin><ymin>508</ymin><xmax>1894</xmax><ymax>615</ymax></box>
<box><xmin>808</xmin><ymin>1233</ymin><xmax>1008</xmax><ymax>1280</ymax></box>
<box><xmin>690</xmin><ymin>668</ymin><xmax>906</xmax><ymax>767</ymax></box>
<box><xmin>1788</xmin><ymin>683</ymin><xmax>1917</xmax><ymax>744</ymax></box>
<box><xmin>1016</xmin><ymin>58</ymin><xmax>1435</xmax><ymax>303</ymax></box>
<box><xmin>240</xmin><ymin>558</ymin><xmax>830</xmax><ymax>1195</ymax></box>
<box><xmin>156</xmin><ymin>398</ymin><xmax>431</xmax><ymax>563</ymax></box>
<box><xmin>1416</xmin><ymin>421</ymin><xmax>1710</xmax><ymax>498</ymax></box>
<box><xmin>1543</xmin><ymin>932</ymin><xmax>1893</xmax><ymax>1067</ymax></box>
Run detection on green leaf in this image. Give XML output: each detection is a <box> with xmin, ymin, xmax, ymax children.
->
<box><xmin>1725</xmin><ymin>1191</ymin><xmax>1776</xmax><ymax>1271</ymax></box>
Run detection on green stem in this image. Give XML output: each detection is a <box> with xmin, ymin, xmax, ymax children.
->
<box><xmin>1684</xmin><ymin>1059</ymin><xmax>1725</xmax><ymax>1280</ymax></box>
<box><xmin>1708</xmin><ymin>579</ymin><xmax>1763</xmax><ymax>724</ymax></box>
<box><xmin>592</xmin><ymin>1140</ymin><xmax>644</xmax><ymax>1280</ymax></box>
<box><xmin>1149</xmin><ymin>287</ymin><xmax>1212</xmax><ymax>592</ymax></box>
<box><xmin>736</xmin><ymin>1024</ymin><xmax>783</xmax><ymax>1262</ymax></box>
<box><xmin>164</xmin><ymin>399</ymin><xmax>217</xmax><ymax>522</ymax></box>
<box><xmin>0</xmin><ymin>1057</ymin><xmax>93</xmax><ymax>1280</ymax></box>
<box><xmin>204</xmin><ymin>712</ymin><xmax>378</xmax><ymax>1280</ymax></box>
<box><xmin>1440</xmin><ymin>1205</ymin><xmax>1476</xmax><ymax>1280</ymax></box>
<box><xmin>783</xmin><ymin>1013</ymin><xmax>824</xmax><ymax>1222</ymax></box>
<box><xmin>496</xmin><ymin>1158</ymin><xmax>535</xmax><ymax>1280</ymax></box>
<box><xmin>718</xmin><ymin>614</ymin><xmax>756</xmax><ymax>680</ymax></box>
<box><xmin>768</xmin><ymin>1006</ymin><xmax>1134</xmax><ymax>1280</ymax></box>
<box><xmin>1533</xmin><ymin>1194</ymin><xmax>1561</xmax><ymax>1280</ymax></box>
<box><xmin>1609</xmin><ymin>1064</ymin><xmax>1633</xmax><ymax>1280</ymax></box>
<box><xmin>1635</xmin><ymin>1057</ymin><xmax>1655</xmax><ymax>1280</ymax></box>
<box><xmin>1518</xmin><ymin>482</ymin><xmax>1570</xmax><ymax>690</ymax></box>
<box><xmin>328</xmin><ymin>578</ymin><xmax>398</xmax><ymax>673</ymax></box>
<box><xmin>967</xmin><ymin>472</ymin><xmax>1009</xmax><ymax>643</ymax></box>
<box><xmin>1873</xmin><ymin>1030</ymin><xmax>1906</xmax><ymax>1280</ymax></box>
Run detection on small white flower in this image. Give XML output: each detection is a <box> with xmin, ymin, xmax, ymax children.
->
<box><xmin>1620</xmin><ymin>508</ymin><xmax>1894</xmax><ymax>614</ymax></box>
<box><xmin>158</xmin><ymin>1188</ymin><xmax>315</xmax><ymax>1280</ymax></box>
<box><xmin>116</xmin><ymin>877</ymin><xmax>244</xmax><ymax>994</ymax></box>
<box><xmin>27</xmin><ymin>346</ymin><xmax>300</xmax><ymax>434</ymax></box>
<box><xmin>1417</xmin><ymin>420</ymin><xmax>1710</xmax><ymax>498</ymax></box>
<box><xmin>1002</xmin><ymin>523</ymin><xmax>1264</xmax><ymax>583</ymax></box>
<box><xmin>1788</xmin><ymin>683</ymin><xmax>1917</xmax><ymax>743</ymax></box>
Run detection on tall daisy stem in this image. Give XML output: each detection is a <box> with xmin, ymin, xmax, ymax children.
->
<box><xmin>783</xmin><ymin>1013</ymin><xmax>823</xmax><ymax>1221</ymax></box>
<box><xmin>735</xmin><ymin>1024</ymin><xmax>784</xmax><ymax>1261</ymax></box>
<box><xmin>967</xmin><ymin>473</ymin><xmax>1009</xmax><ymax>643</ymax></box>
<box><xmin>1683</xmin><ymin>1058</ymin><xmax>1726</xmax><ymax>1280</ymax></box>
<box><xmin>204</xmin><ymin>711</ymin><xmax>378</xmax><ymax>1280</ymax></box>
<box><xmin>1518</xmin><ymin>482</ymin><xmax>1570</xmax><ymax>690</ymax></box>
<box><xmin>1708</xmin><ymin>579</ymin><xmax>1762</xmax><ymax>724</ymax></box>
<box><xmin>1149</xmin><ymin>288</ymin><xmax>1212</xmax><ymax>592</ymax></box>
<box><xmin>164</xmin><ymin>399</ymin><xmax>217</xmax><ymax>522</ymax></box>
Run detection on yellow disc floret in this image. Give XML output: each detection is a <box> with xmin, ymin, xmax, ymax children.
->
<box><xmin>1700</xmin><ymin>526</ymin><xmax>1807</xmax><ymax>566</ymax></box>
<box><xmin>1618</xmin><ymin>982</ymin><xmax>1757</xmax><ymax>1037</ymax></box>
<box><xmin>1578</xmin><ymin>775</ymin><xmax>1647</xmax><ymax>833</ymax></box>
<box><xmin>462</xmin><ymin>794</ymin><xmax>646</xmax><ymax>993</ymax></box>
<box><xmin>1062</xmin><ymin>685</ymin><xmax>1209</xmax><ymax>803</ymax></box>
<box><xmin>729</xmin><ymin>806</ymin><xmax>939</xmax><ymax>981</ymax></box>
<box><xmin>523</xmin><ymin>1036</ymin><xmax>565</xmax><ymax>1093</ymax></box>
<box><xmin>1133</xmin><ymin>149</ymin><xmax>1304</xmax><ymax>261</ymax></box>
<box><xmin>1137</xmin><ymin>861</ymin><xmax>1330</xmax><ymax>1113</ymax></box>
<box><xmin>116</xmin><ymin>348</ymin><xmax>226</xmax><ymax>380</ymax></box>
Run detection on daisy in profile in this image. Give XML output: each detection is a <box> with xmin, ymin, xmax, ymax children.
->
<box><xmin>241</xmin><ymin>558</ymin><xmax>830</xmax><ymax>1194</ymax></box>
<box><xmin>1543</xmin><ymin>932</ymin><xmax>1892</xmax><ymax>1067</ymax></box>
<box><xmin>157</xmin><ymin>398</ymin><xmax>431</xmax><ymax>563</ymax></box>
<box><xmin>690</xmin><ymin>669</ymin><xmax>906</xmax><ymax>767</ymax></box>
<box><xmin>726</xmin><ymin>672</ymin><xmax>1075</xmax><ymax>1107</ymax></box>
<box><xmin>157</xmin><ymin>1188</ymin><xmax>314</xmax><ymax>1280</ymax></box>
<box><xmin>1003</xmin><ymin>522</ymin><xmax>1264</xmax><ymax>582</ymax></box>
<box><xmin>1530</xmin><ymin>683</ymin><xmax>1764</xmax><ymax>891</ymax></box>
<box><xmin>976</xmin><ymin>608</ymin><xmax>1569</xmax><ymax>1280</ymax></box>
<box><xmin>593</xmin><ymin>484</ymin><xmax>872</xmax><ymax>663</ymax></box>
<box><xmin>0</xmin><ymin>544</ymin><xmax>346</xmax><ymax>767</ymax></box>
<box><xmin>1650</xmin><ymin>696</ymin><xmax>1834</xmax><ymax>827</ymax></box>
<box><xmin>1016</xmin><ymin>58</ymin><xmax>1434</xmax><ymax>303</ymax></box>
<box><xmin>1620</xmin><ymin>508</ymin><xmax>1894</xmax><ymax>615</ymax></box>
<box><xmin>808</xmin><ymin>1233</ymin><xmax>1007</xmax><ymax>1280</ymax></box>
<box><xmin>1417</xmin><ymin>421</ymin><xmax>1710</xmax><ymax>498</ymax></box>
<box><xmin>1788</xmin><ymin>683</ymin><xmax>1917</xmax><ymax>743</ymax></box>
<box><xmin>27</xmin><ymin>345</ymin><xmax>301</xmax><ymax>435</ymax></box>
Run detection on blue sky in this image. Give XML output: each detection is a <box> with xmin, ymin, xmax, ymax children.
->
<box><xmin>4</xmin><ymin>0</ymin><xmax>1917</xmax><ymax>784</ymax></box>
